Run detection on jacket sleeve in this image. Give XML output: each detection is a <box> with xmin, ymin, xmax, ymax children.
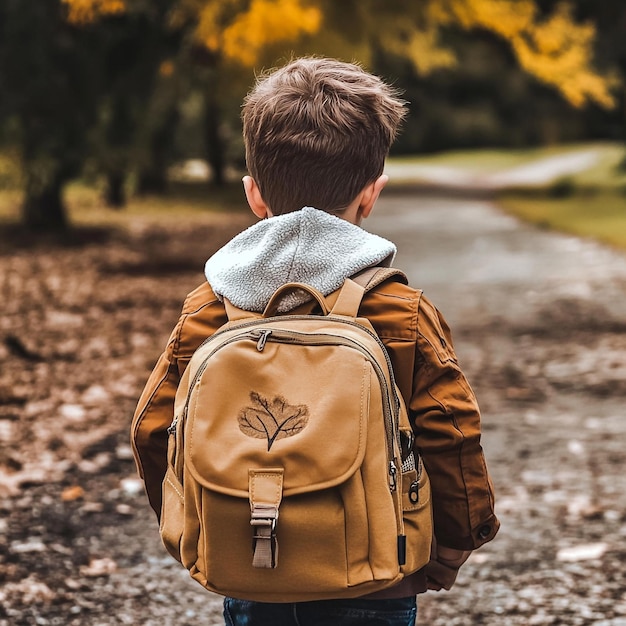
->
<box><xmin>410</xmin><ymin>294</ymin><xmax>499</xmax><ymax>550</ymax></box>
<box><xmin>130</xmin><ymin>316</ymin><xmax>185</xmax><ymax>518</ymax></box>
<box><xmin>130</xmin><ymin>282</ymin><xmax>226</xmax><ymax>519</ymax></box>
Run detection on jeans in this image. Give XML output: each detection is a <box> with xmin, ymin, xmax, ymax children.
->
<box><xmin>223</xmin><ymin>596</ymin><xmax>417</xmax><ymax>626</ymax></box>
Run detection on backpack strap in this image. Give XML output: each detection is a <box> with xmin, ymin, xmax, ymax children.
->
<box><xmin>223</xmin><ymin>268</ymin><xmax>407</xmax><ymax>321</ymax></box>
<box><xmin>330</xmin><ymin>267</ymin><xmax>408</xmax><ymax>317</ymax></box>
<box><xmin>328</xmin><ymin>279</ymin><xmax>366</xmax><ymax>317</ymax></box>
<box><xmin>224</xmin><ymin>298</ymin><xmax>263</xmax><ymax>322</ymax></box>
<box><xmin>263</xmin><ymin>283</ymin><xmax>330</xmax><ymax>318</ymax></box>
<box><xmin>351</xmin><ymin>267</ymin><xmax>408</xmax><ymax>291</ymax></box>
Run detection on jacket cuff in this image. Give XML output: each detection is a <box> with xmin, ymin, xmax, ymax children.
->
<box><xmin>436</xmin><ymin>512</ymin><xmax>500</xmax><ymax>550</ymax></box>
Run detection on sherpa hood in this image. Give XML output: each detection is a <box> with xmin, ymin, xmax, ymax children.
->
<box><xmin>205</xmin><ymin>206</ymin><xmax>396</xmax><ymax>313</ymax></box>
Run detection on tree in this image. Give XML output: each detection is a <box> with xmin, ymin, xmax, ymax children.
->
<box><xmin>64</xmin><ymin>0</ymin><xmax>322</xmax><ymax>186</ymax></box>
<box><xmin>567</xmin><ymin>1</ymin><xmax>626</xmax><ymax>146</ymax></box>
<box><xmin>64</xmin><ymin>0</ymin><xmax>617</xmax><ymax>180</ymax></box>
<box><xmin>3</xmin><ymin>0</ymin><xmax>617</xmax><ymax>229</ymax></box>
<box><xmin>65</xmin><ymin>1</ymin><xmax>181</xmax><ymax>207</ymax></box>
<box><xmin>310</xmin><ymin>0</ymin><xmax>616</xmax><ymax>110</ymax></box>
<box><xmin>0</xmin><ymin>0</ymin><xmax>102</xmax><ymax>230</ymax></box>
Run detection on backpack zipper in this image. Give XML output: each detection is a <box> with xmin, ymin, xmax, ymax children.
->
<box><xmin>166</xmin><ymin>331</ymin><xmax>259</xmax><ymax>458</ymax></box>
<box><xmin>248</xmin><ymin>327</ymin><xmax>400</xmax><ymax>490</ymax></box>
<box><xmin>194</xmin><ymin>314</ymin><xmax>401</xmax><ymax>409</ymax></box>
<box><xmin>171</xmin><ymin>318</ymin><xmax>404</xmax><ymax>495</ymax></box>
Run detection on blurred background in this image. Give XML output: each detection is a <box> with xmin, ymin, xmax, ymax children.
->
<box><xmin>0</xmin><ymin>0</ymin><xmax>625</xmax><ymax>237</ymax></box>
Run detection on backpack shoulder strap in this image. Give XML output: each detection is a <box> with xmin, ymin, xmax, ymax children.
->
<box><xmin>224</xmin><ymin>267</ymin><xmax>408</xmax><ymax>321</ymax></box>
<box><xmin>351</xmin><ymin>267</ymin><xmax>408</xmax><ymax>290</ymax></box>
<box><xmin>223</xmin><ymin>298</ymin><xmax>263</xmax><ymax>323</ymax></box>
<box><xmin>330</xmin><ymin>267</ymin><xmax>408</xmax><ymax>317</ymax></box>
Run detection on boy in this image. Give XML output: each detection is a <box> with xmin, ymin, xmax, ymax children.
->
<box><xmin>131</xmin><ymin>57</ymin><xmax>499</xmax><ymax>626</ymax></box>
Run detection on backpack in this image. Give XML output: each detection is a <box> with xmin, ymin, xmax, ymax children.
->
<box><xmin>159</xmin><ymin>268</ymin><xmax>433</xmax><ymax>602</ymax></box>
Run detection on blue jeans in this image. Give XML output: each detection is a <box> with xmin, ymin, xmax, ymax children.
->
<box><xmin>223</xmin><ymin>596</ymin><xmax>417</xmax><ymax>626</ymax></box>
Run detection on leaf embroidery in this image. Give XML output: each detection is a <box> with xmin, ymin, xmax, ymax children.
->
<box><xmin>238</xmin><ymin>391</ymin><xmax>309</xmax><ymax>451</ymax></box>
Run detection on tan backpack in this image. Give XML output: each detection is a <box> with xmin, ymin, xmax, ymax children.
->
<box><xmin>159</xmin><ymin>269</ymin><xmax>433</xmax><ymax>602</ymax></box>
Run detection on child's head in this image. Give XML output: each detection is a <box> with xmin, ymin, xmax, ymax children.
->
<box><xmin>242</xmin><ymin>57</ymin><xmax>407</xmax><ymax>216</ymax></box>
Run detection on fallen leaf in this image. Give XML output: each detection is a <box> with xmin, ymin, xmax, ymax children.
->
<box><xmin>61</xmin><ymin>485</ymin><xmax>85</xmax><ymax>501</ymax></box>
<box><xmin>0</xmin><ymin>576</ymin><xmax>55</xmax><ymax>605</ymax></box>
<box><xmin>80</xmin><ymin>557</ymin><xmax>117</xmax><ymax>577</ymax></box>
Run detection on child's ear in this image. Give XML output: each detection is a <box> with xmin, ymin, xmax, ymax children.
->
<box><xmin>243</xmin><ymin>176</ymin><xmax>271</xmax><ymax>219</ymax></box>
<box><xmin>359</xmin><ymin>174</ymin><xmax>388</xmax><ymax>220</ymax></box>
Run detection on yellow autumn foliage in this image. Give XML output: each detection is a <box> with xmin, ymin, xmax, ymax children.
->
<box><xmin>380</xmin><ymin>15</ymin><xmax>457</xmax><ymax>76</ymax></box>
<box><xmin>220</xmin><ymin>0</ymin><xmax>321</xmax><ymax>66</ymax></box>
<box><xmin>61</xmin><ymin>0</ymin><xmax>616</xmax><ymax>107</ymax></box>
<box><xmin>424</xmin><ymin>0</ymin><xmax>616</xmax><ymax>108</ymax></box>
<box><xmin>62</xmin><ymin>0</ymin><xmax>125</xmax><ymax>24</ymax></box>
<box><xmin>510</xmin><ymin>4</ymin><xmax>617</xmax><ymax>108</ymax></box>
<box><xmin>178</xmin><ymin>0</ymin><xmax>321</xmax><ymax>66</ymax></box>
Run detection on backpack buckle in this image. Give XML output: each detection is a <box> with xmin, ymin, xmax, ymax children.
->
<box><xmin>251</xmin><ymin>504</ymin><xmax>279</xmax><ymax>531</ymax></box>
<box><xmin>249</xmin><ymin>469</ymin><xmax>284</xmax><ymax>569</ymax></box>
<box><xmin>250</xmin><ymin>504</ymin><xmax>279</xmax><ymax>568</ymax></box>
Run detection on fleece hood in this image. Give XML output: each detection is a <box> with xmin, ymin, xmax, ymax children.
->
<box><xmin>205</xmin><ymin>206</ymin><xmax>396</xmax><ymax>313</ymax></box>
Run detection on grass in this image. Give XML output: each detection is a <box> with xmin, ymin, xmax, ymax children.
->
<box><xmin>0</xmin><ymin>180</ymin><xmax>250</xmax><ymax>230</ymax></box>
<box><xmin>494</xmin><ymin>142</ymin><xmax>626</xmax><ymax>251</ymax></box>
<box><xmin>390</xmin><ymin>141</ymin><xmax>626</xmax><ymax>251</ymax></box>
<box><xmin>498</xmin><ymin>193</ymin><xmax>626</xmax><ymax>250</ymax></box>
<box><xmin>388</xmin><ymin>142</ymin><xmax>617</xmax><ymax>175</ymax></box>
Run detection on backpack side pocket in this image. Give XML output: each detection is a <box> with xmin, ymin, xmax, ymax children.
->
<box><xmin>401</xmin><ymin>454</ymin><xmax>433</xmax><ymax>574</ymax></box>
<box><xmin>160</xmin><ymin>426</ymin><xmax>185</xmax><ymax>562</ymax></box>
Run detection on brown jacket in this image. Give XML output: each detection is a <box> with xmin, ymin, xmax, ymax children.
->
<box><xmin>131</xmin><ymin>278</ymin><xmax>499</xmax><ymax>595</ymax></box>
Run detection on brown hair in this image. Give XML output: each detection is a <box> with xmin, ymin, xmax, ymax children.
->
<box><xmin>242</xmin><ymin>57</ymin><xmax>407</xmax><ymax>216</ymax></box>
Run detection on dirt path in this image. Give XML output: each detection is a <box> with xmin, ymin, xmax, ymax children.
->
<box><xmin>384</xmin><ymin>147</ymin><xmax>603</xmax><ymax>190</ymax></box>
<box><xmin>369</xmin><ymin>195</ymin><xmax>626</xmax><ymax>625</ymax></box>
<box><xmin>2</xmin><ymin>194</ymin><xmax>626</xmax><ymax>625</ymax></box>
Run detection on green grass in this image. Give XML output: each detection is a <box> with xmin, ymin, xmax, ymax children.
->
<box><xmin>0</xmin><ymin>181</ymin><xmax>250</xmax><ymax>230</ymax></box>
<box><xmin>490</xmin><ymin>143</ymin><xmax>626</xmax><ymax>251</ymax></box>
<box><xmin>498</xmin><ymin>193</ymin><xmax>626</xmax><ymax>250</ymax></box>
<box><xmin>559</xmin><ymin>144</ymin><xmax>626</xmax><ymax>191</ymax></box>
<box><xmin>388</xmin><ymin>142</ymin><xmax>619</xmax><ymax>175</ymax></box>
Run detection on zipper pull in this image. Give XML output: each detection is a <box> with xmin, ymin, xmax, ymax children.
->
<box><xmin>256</xmin><ymin>330</ymin><xmax>272</xmax><ymax>351</ymax></box>
<box><xmin>389</xmin><ymin>460</ymin><xmax>398</xmax><ymax>492</ymax></box>
<box><xmin>167</xmin><ymin>416</ymin><xmax>178</xmax><ymax>436</ymax></box>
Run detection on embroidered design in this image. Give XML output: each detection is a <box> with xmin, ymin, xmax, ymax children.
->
<box><xmin>238</xmin><ymin>392</ymin><xmax>309</xmax><ymax>451</ymax></box>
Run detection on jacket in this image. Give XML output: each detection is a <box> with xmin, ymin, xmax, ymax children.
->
<box><xmin>130</xmin><ymin>207</ymin><xmax>499</xmax><ymax>596</ymax></box>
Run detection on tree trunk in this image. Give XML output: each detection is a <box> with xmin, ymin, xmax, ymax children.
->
<box><xmin>22</xmin><ymin>178</ymin><xmax>68</xmax><ymax>231</ymax></box>
<box><xmin>204</xmin><ymin>89</ymin><xmax>225</xmax><ymax>187</ymax></box>
<box><xmin>104</xmin><ymin>171</ymin><xmax>126</xmax><ymax>208</ymax></box>
<box><xmin>137</xmin><ymin>168</ymin><xmax>168</xmax><ymax>195</ymax></box>
<box><xmin>136</xmin><ymin>107</ymin><xmax>180</xmax><ymax>196</ymax></box>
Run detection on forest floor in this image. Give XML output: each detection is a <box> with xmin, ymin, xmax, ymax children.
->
<box><xmin>2</xmin><ymin>190</ymin><xmax>626</xmax><ymax>625</ymax></box>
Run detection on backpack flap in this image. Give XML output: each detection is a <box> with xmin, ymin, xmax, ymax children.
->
<box><xmin>184</xmin><ymin>323</ymin><xmax>370</xmax><ymax>497</ymax></box>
